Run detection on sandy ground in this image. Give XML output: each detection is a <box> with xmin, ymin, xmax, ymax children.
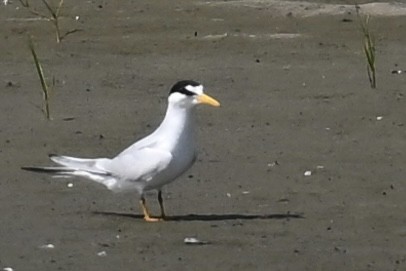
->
<box><xmin>1</xmin><ymin>0</ymin><xmax>405</xmax><ymax>270</ymax></box>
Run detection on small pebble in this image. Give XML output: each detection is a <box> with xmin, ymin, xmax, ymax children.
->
<box><xmin>304</xmin><ymin>170</ymin><xmax>312</xmax><ymax>176</ymax></box>
<box><xmin>97</xmin><ymin>251</ymin><xmax>107</xmax><ymax>257</ymax></box>
<box><xmin>184</xmin><ymin>237</ymin><xmax>209</xmax><ymax>245</ymax></box>
<box><xmin>267</xmin><ymin>161</ymin><xmax>279</xmax><ymax>167</ymax></box>
<box><xmin>226</xmin><ymin>193</ymin><xmax>231</xmax><ymax>198</ymax></box>
<box><xmin>39</xmin><ymin>243</ymin><xmax>55</xmax><ymax>249</ymax></box>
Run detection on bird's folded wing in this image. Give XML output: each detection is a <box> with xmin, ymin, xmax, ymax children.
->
<box><xmin>107</xmin><ymin>147</ymin><xmax>173</xmax><ymax>181</ymax></box>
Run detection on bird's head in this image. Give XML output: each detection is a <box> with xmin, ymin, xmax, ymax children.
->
<box><xmin>168</xmin><ymin>80</ymin><xmax>220</xmax><ymax>108</ymax></box>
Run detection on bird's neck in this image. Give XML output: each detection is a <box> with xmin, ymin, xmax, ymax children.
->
<box><xmin>154</xmin><ymin>103</ymin><xmax>196</xmax><ymax>149</ymax></box>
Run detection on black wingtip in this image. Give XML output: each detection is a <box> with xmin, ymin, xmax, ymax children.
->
<box><xmin>48</xmin><ymin>154</ymin><xmax>57</xmax><ymax>158</ymax></box>
<box><xmin>21</xmin><ymin>166</ymin><xmax>45</xmax><ymax>172</ymax></box>
<box><xmin>21</xmin><ymin>166</ymin><xmax>73</xmax><ymax>174</ymax></box>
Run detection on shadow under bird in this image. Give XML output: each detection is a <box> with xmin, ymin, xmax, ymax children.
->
<box><xmin>22</xmin><ymin>80</ymin><xmax>220</xmax><ymax>222</ymax></box>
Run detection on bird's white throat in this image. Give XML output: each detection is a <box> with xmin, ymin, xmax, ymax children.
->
<box><xmin>153</xmin><ymin>101</ymin><xmax>196</xmax><ymax>151</ymax></box>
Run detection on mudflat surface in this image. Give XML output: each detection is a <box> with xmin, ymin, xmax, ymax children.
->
<box><xmin>1</xmin><ymin>1</ymin><xmax>405</xmax><ymax>270</ymax></box>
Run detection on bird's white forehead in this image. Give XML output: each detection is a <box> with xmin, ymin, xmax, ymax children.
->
<box><xmin>185</xmin><ymin>84</ymin><xmax>203</xmax><ymax>95</ymax></box>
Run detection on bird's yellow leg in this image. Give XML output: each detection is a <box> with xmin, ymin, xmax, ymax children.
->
<box><xmin>158</xmin><ymin>190</ymin><xmax>166</xmax><ymax>220</ymax></box>
<box><xmin>140</xmin><ymin>196</ymin><xmax>160</xmax><ymax>222</ymax></box>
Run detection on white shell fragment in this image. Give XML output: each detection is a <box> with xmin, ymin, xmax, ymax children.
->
<box><xmin>267</xmin><ymin>161</ymin><xmax>278</xmax><ymax>167</ymax></box>
<box><xmin>97</xmin><ymin>251</ymin><xmax>107</xmax><ymax>257</ymax></box>
<box><xmin>226</xmin><ymin>193</ymin><xmax>231</xmax><ymax>198</ymax></box>
<box><xmin>202</xmin><ymin>33</ymin><xmax>228</xmax><ymax>40</ymax></box>
<box><xmin>67</xmin><ymin>182</ymin><xmax>73</xmax><ymax>188</ymax></box>
<box><xmin>376</xmin><ymin>116</ymin><xmax>383</xmax><ymax>121</ymax></box>
<box><xmin>184</xmin><ymin>237</ymin><xmax>209</xmax><ymax>245</ymax></box>
<box><xmin>39</xmin><ymin>243</ymin><xmax>55</xmax><ymax>249</ymax></box>
<box><xmin>3</xmin><ymin>267</ymin><xmax>13</xmax><ymax>271</ymax></box>
<box><xmin>304</xmin><ymin>170</ymin><xmax>312</xmax><ymax>176</ymax></box>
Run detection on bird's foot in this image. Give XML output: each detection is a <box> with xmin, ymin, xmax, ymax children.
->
<box><xmin>143</xmin><ymin>215</ymin><xmax>163</xmax><ymax>222</ymax></box>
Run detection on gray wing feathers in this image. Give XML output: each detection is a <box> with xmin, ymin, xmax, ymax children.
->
<box><xmin>108</xmin><ymin>147</ymin><xmax>172</xmax><ymax>181</ymax></box>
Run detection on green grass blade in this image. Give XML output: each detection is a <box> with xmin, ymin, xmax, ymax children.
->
<box><xmin>28</xmin><ymin>37</ymin><xmax>51</xmax><ymax>119</ymax></box>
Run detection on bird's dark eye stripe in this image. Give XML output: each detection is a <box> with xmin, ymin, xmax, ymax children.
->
<box><xmin>178</xmin><ymin>89</ymin><xmax>196</xmax><ymax>96</ymax></box>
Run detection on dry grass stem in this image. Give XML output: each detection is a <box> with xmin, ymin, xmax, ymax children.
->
<box><xmin>18</xmin><ymin>0</ymin><xmax>79</xmax><ymax>43</ymax></box>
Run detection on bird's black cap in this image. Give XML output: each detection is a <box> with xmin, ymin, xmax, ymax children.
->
<box><xmin>169</xmin><ymin>80</ymin><xmax>201</xmax><ymax>96</ymax></box>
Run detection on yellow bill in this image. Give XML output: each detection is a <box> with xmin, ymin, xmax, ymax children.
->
<box><xmin>197</xmin><ymin>93</ymin><xmax>220</xmax><ymax>107</ymax></box>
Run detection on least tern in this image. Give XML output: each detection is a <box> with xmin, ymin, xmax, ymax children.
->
<box><xmin>22</xmin><ymin>80</ymin><xmax>220</xmax><ymax>222</ymax></box>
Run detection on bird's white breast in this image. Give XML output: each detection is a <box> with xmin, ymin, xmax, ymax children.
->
<box><xmin>139</xmin><ymin>105</ymin><xmax>197</xmax><ymax>191</ymax></box>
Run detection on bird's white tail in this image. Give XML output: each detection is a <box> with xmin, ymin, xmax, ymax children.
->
<box><xmin>22</xmin><ymin>154</ymin><xmax>117</xmax><ymax>189</ymax></box>
<box><xmin>49</xmin><ymin>154</ymin><xmax>109</xmax><ymax>171</ymax></box>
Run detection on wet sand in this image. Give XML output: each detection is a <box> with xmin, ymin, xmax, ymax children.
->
<box><xmin>1</xmin><ymin>1</ymin><xmax>405</xmax><ymax>270</ymax></box>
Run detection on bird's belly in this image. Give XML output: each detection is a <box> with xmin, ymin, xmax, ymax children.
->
<box><xmin>144</xmin><ymin>148</ymin><xmax>196</xmax><ymax>191</ymax></box>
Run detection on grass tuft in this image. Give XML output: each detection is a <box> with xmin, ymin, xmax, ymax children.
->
<box><xmin>356</xmin><ymin>6</ymin><xmax>376</xmax><ymax>89</ymax></box>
